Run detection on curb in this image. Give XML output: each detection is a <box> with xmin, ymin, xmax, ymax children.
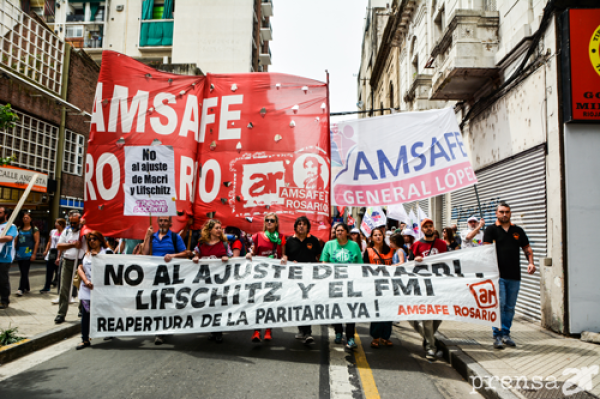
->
<box><xmin>436</xmin><ymin>332</ymin><xmax>526</xmax><ymax>399</ymax></box>
<box><xmin>0</xmin><ymin>321</ymin><xmax>81</xmax><ymax>365</ymax></box>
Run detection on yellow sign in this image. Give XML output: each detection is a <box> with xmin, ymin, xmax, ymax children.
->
<box><xmin>589</xmin><ymin>25</ymin><xmax>600</xmax><ymax>77</ymax></box>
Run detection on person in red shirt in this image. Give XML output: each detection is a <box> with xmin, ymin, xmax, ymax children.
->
<box><xmin>410</xmin><ymin>218</ymin><xmax>447</xmax><ymax>360</ymax></box>
<box><xmin>192</xmin><ymin>219</ymin><xmax>232</xmax><ymax>343</ymax></box>
<box><xmin>245</xmin><ymin>212</ymin><xmax>287</xmax><ymax>342</ymax></box>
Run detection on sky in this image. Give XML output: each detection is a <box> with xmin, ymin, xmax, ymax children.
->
<box><xmin>269</xmin><ymin>0</ymin><xmax>369</xmax><ymax>122</ymax></box>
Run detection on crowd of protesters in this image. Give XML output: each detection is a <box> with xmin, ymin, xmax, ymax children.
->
<box><xmin>0</xmin><ymin>202</ymin><xmax>535</xmax><ymax>358</ymax></box>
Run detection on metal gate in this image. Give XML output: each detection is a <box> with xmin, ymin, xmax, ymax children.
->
<box><xmin>446</xmin><ymin>145</ymin><xmax>547</xmax><ymax>321</ymax></box>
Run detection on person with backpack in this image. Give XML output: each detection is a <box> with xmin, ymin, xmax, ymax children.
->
<box><xmin>15</xmin><ymin>211</ymin><xmax>40</xmax><ymax>297</ymax></box>
<box><xmin>245</xmin><ymin>212</ymin><xmax>287</xmax><ymax>342</ymax></box>
<box><xmin>363</xmin><ymin>227</ymin><xmax>396</xmax><ymax>348</ymax></box>
<box><xmin>192</xmin><ymin>219</ymin><xmax>232</xmax><ymax>343</ymax></box>
<box><xmin>143</xmin><ymin>216</ymin><xmax>188</xmax><ymax>345</ymax></box>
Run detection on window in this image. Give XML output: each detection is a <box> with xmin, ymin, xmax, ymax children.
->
<box><xmin>63</xmin><ymin>130</ymin><xmax>85</xmax><ymax>175</ymax></box>
<box><xmin>66</xmin><ymin>25</ymin><xmax>84</xmax><ymax>38</ymax></box>
<box><xmin>0</xmin><ymin>107</ymin><xmax>59</xmax><ymax>178</ymax></box>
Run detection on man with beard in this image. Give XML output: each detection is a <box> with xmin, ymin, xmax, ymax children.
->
<box><xmin>55</xmin><ymin>211</ymin><xmax>87</xmax><ymax>324</ymax></box>
<box><xmin>484</xmin><ymin>202</ymin><xmax>535</xmax><ymax>349</ymax></box>
<box><xmin>410</xmin><ymin>218</ymin><xmax>447</xmax><ymax>360</ymax></box>
<box><xmin>302</xmin><ymin>156</ymin><xmax>322</xmax><ymax>190</ymax></box>
<box><xmin>0</xmin><ymin>206</ymin><xmax>18</xmax><ymax>309</ymax></box>
<box><xmin>143</xmin><ymin>216</ymin><xmax>188</xmax><ymax>344</ymax></box>
<box><xmin>285</xmin><ymin>216</ymin><xmax>322</xmax><ymax>344</ymax></box>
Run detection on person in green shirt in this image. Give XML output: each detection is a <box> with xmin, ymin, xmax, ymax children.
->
<box><xmin>320</xmin><ymin>223</ymin><xmax>362</xmax><ymax>349</ymax></box>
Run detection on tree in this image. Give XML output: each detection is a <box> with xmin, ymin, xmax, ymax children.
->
<box><xmin>0</xmin><ymin>104</ymin><xmax>18</xmax><ymax>166</ymax></box>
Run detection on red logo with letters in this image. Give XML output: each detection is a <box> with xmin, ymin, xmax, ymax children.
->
<box><xmin>468</xmin><ymin>280</ymin><xmax>498</xmax><ymax>309</ymax></box>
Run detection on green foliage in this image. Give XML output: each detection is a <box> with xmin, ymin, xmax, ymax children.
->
<box><xmin>0</xmin><ymin>325</ymin><xmax>26</xmax><ymax>346</ymax></box>
<box><xmin>0</xmin><ymin>103</ymin><xmax>19</xmax><ymax>130</ymax></box>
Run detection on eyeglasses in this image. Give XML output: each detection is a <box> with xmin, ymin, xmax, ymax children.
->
<box><xmin>265</xmin><ymin>219</ymin><xmax>276</xmax><ymax>223</ymax></box>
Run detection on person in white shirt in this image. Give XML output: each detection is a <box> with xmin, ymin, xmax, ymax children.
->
<box><xmin>55</xmin><ymin>211</ymin><xmax>87</xmax><ymax>324</ymax></box>
<box><xmin>461</xmin><ymin>216</ymin><xmax>485</xmax><ymax>248</ymax></box>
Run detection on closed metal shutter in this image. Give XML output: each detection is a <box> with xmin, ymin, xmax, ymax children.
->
<box><xmin>447</xmin><ymin>145</ymin><xmax>547</xmax><ymax>321</ymax></box>
<box><xmin>402</xmin><ymin>198</ymin><xmax>431</xmax><ymax>218</ymax></box>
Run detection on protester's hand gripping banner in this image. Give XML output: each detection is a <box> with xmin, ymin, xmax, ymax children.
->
<box><xmin>331</xmin><ymin>108</ymin><xmax>477</xmax><ymax>206</ymax></box>
<box><xmin>90</xmin><ymin>245</ymin><xmax>501</xmax><ymax>338</ymax></box>
<box><xmin>84</xmin><ymin>51</ymin><xmax>331</xmax><ymax>241</ymax></box>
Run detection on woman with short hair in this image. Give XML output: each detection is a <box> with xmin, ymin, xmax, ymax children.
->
<box><xmin>15</xmin><ymin>212</ymin><xmax>40</xmax><ymax>296</ymax></box>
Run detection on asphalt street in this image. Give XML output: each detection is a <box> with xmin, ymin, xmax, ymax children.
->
<box><xmin>0</xmin><ymin>320</ymin><xmax>483</xmax><ymax>399</ymax></box>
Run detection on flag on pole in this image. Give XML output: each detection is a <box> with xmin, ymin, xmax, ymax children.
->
<box><xmin>388</xmin><ymin>204</ymin><xmax>409</xmax><ymax>224</ymax></box>
<box><xmin>408</xmin><ymin>209</ymin><xmax>419</xmax><ymax>238</ymax></box>
<box><xmin>360</xmin><ymin>206</ymin><xmax>387</xmax><ymax>236</ymax></box>
<box><xmin>417</xmin><ymin>205</ymin><xmax>429</xmax><ymax>238</ymax></box>
<box><xmin>348</xmin><ymin>215</ymin><xmax>356</xmax><ymax>227</ymax></box>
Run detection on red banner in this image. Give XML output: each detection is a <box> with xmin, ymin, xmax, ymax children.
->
<box><xmin>84</xmin><ymin>51</ymin><xmax>331</xmax><ymax>241</ymax></box>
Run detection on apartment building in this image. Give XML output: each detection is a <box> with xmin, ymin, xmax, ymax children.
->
<box><xmin>356</xmin><ymin>0</ymin><xmax>600</xmax><ymax>335</ymax></box>
<box><xmin>0</xmin><ymin>0</ymin><xmax>99</xmax><ymax>251</ymax></box>
<box><xmin>46</xmin><ymin>0</ymin><xmax>274</xmax><ymax>73</ymax></box>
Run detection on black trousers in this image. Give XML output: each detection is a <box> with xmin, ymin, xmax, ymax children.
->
<box><xmin>17</xmin><ymin>259</ymin><xmax>31</xmax><ymax>291</ymax></box>
<box><xmin>333</xmin><ymin>323</ymin><xmax>355</xmax><ymax>338</ymax></box>
<box><xmin>81</xmin><ymin>304</ymin><xmax>90</xmax><ymax>342</ymax></box>
<box><xmin>0</xmin><ymin>262</ymin><xmax>11</xmax><ymax>304</ymax></box>
<box><xmin>43</xmin><ymin>259</ymin><xmax>58</xmax><ymax>290</ymax></box>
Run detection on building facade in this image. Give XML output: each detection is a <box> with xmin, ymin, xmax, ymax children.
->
<box><xmin>357</xmin><ymin>0</ymin><xmax>600</xmax><ymax>335</ymax></box>
<box><xmin>44</xmin><ymin>0</ymin><xmax>274</xmax><ymax>73</ymax></box>
<box><xmin>1</xmin><ymin>0</ymin><xmax>99</xmax><ymax>253</ymax></box>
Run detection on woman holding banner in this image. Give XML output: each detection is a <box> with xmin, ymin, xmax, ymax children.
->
<box><xmin>363</xmin><ymin>227</ymin><xmax>396</xmax><ymax>348</ymax></box>
<box><xmin>245</xmin><ymin>212</ymin><xmax>287</xmax><ymax>342</ymax></box>
<box><xmin>76</xmin><ymin>231</ymin><xmax>111</xmax><ymax>350</ymax></box>
<box><xmin>320</xmin><ymin>223</ymin><xmax>362</xmax><ymax>349</ymax></box>
<box><xmin>192</xmin><ymin>219</ymin><xmax>232</xmax><ymax>344</ymax></box>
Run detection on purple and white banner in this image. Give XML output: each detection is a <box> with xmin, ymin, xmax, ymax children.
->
<box><xmin>331</xmin><ymin>108</ymin><xmax>477</xmax><ymax>206</ymax></box>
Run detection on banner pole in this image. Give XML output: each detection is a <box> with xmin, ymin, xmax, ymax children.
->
<box><xmin>0</xmin><ymin>174</ymin><xmax>39</xmax><ymax>238</ymax></box>
<box><xmin>474</xmin><ymin>184</ymin><xmax>484</xmax><ymax>219</ymax></box>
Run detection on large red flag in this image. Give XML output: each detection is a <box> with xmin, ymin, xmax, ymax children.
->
<box><xmin>84</xmin><ymin>51</ymin><xmax>331</xmax><ymax>241</ymax></box>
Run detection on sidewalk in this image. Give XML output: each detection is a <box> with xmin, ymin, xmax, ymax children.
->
<box><xmin>0</xmin><ymin>263</ymin><xmax>80</xmax><ymax>363</ymax></box>
<box><xmin>432</xmin><ymin>317</ymin><xmax>600</xmax><ymax>399</ymax></box>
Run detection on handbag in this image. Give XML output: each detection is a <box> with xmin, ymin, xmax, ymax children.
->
<box><xmin>48</xmin><ymin>248</ymin><xmax>58</xmax><ymax>262</ymax></box>
<box><xmin>73</xmin><ymin>271</ymin><xmax>81</xmax><ymax>289</ymax></box>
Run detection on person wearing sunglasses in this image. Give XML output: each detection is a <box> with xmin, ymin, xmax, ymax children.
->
<box><xmin>76</xmin><ymin>231</ymin><xmax>111</xmax><ymax>350</ymax></box>
<box><xmin>245</xmin><ymin>212</ymin><xmax>287</xmax><ymax>342</ymax></box>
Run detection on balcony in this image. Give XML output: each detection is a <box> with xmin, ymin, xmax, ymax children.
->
<box><xmin>65</xmin><ymin>24</ymin><xmax>104</xmax><ymax>51</ymax></box>
<box><xmin>259</xmin><ymin>48</ymin><xmax>272</xmax><ymax>66</ymax></box>
<box><xmin>403</xmin><ymin>74</ymin><xmax>432</xmax><ymax>103</ymax></box>
<box><xmin>261</xmin><ymin>0</ymin><xmax>274</xmax><ymax>18</ymax></box>
<box><xmin>429</xmin><ymin>10</ymin><xmax>499</xmax><ymax>100</ymax></box>
<box><xmin>0</xmin><ymin>0</ymin><xmax>65</xmax><ymax>94</ymax></box>
<box><xmin>139</xmin><ymin>19</ymin><xmax>174</xmax><ymax>49</ymax></box>
<box><xmin>260</xmin><ymin>21</ymin><xmax>273</xmax><ymax>41</ymax></box>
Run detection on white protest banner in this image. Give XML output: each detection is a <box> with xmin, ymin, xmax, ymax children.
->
<box><xmin>90</xmin><ymin>246</ymin><xmax>500</xmax><ymax>338</ymax></box>
<box><xmin>332</xmin><ymin>108</ymin><xmax>477</xmax><ymax>206</ymax></box>
<box><xmin>388</xmin><ymin>204</ymin><xmax>409</xmax><ymax>224</ymax></box>
<box><xmin>124</xmin><ymin>146</ymin><xmax>177</xmax><ymax>216</ymax></box>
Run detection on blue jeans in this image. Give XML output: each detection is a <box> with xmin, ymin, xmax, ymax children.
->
<box><xmin>492</xmin><ymin>278</ymin><xmax>521</xmax><ymax>338</ymax></box>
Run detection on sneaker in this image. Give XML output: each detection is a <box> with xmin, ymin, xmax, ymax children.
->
<box><xmin>154</xmin><ymin>336</ymin><xmax>164</xmax><ymax>345</ymax></box>
<box><xmin>16</xmin><ymin>290</ymin><xmax>23</xmax><ymax>297</ymax></box>
<box><xmin>436</xmin><ymin>350</ymin><xmax>444</xmax><ymax>358</ymax></box>
<box><xmin>334</xmin><ymin>333</ymin><xmax>342</xmax><ymax>344</ymax></box>
<box><xmin>0</xmin><ymin>303</ymin><xmax>8</xmax><ymax>309</ymax></box>
<box><xmin>502</xmin><ymin>336</ymin><xmax>516</xmax><ymax>347</ymax></box>
<box><xmin>295</xmin><ymin>333</ymin><xmax>306</xmax><ymax>340</ymax></box>
<box><xmin>426</xmin><ymin>349</ymin><xmax>436</xmax><ymax>360</ymax></box>
<box><xmin>493</xmin><ymin>336</ymin><xmax>505</xmax><ymax>349</ymax></box>
<box><xmin>264</xmin><ymin>329</ymin><xmax>272</xmax><ymax>341</ymax></box>
<box><xmin>251</xmin><ymin>330</ymin><xmax>261</xmax><ymax>343</ymax></box>
<box><xmin>346</xmin><ymin>338</ymin><xmax>357</xmax><ymax>349</ymax></box>
<box><xmin>303</xmin><ymin>335</ymin><xmax>314</xmax><ymax>345</ymax></box>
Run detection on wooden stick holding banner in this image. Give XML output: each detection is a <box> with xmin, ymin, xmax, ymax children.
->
<box><xmin>0</xmin><ymin>173</ymin><xmax>39</xmax><ymax>238</ymax></box>
<box><xmin>473</xmin><ymin>184</ymin><xmax>484</xmax><ymax>219</ymax></box>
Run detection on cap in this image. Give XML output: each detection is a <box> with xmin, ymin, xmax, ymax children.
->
<box><xmin>401</xmin><ymin>228</ymin><xmax>416</xmax><ymax>238</ymax></box>
<box><xmin>385</xmin><ymin>231</ymin><xmax>392</xmax><ymax>236</ymax></box>
<box><xmin>467</xmin><ymin>216</ymin><xmax>479</xmax><ymax>223</ymax></box>
<box><xmin>420</xmin><ymin>218</ymin><xmax>434</xmax><ymax>228</ymax></box>
<box><xmin>350</xmin><ymin>228</ymin><xmax>360</xmax><ymax>234</ymax></box>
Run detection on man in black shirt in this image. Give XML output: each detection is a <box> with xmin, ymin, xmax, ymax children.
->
<box><xmin>483</xmin><ymin>202</ymin><xmax>535</xmax><ymax>350</ymax></box>
<box><xmin>285</xmin><ymin>216</ymin><xmax>322</xmax><ymax>344</ymax></box>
